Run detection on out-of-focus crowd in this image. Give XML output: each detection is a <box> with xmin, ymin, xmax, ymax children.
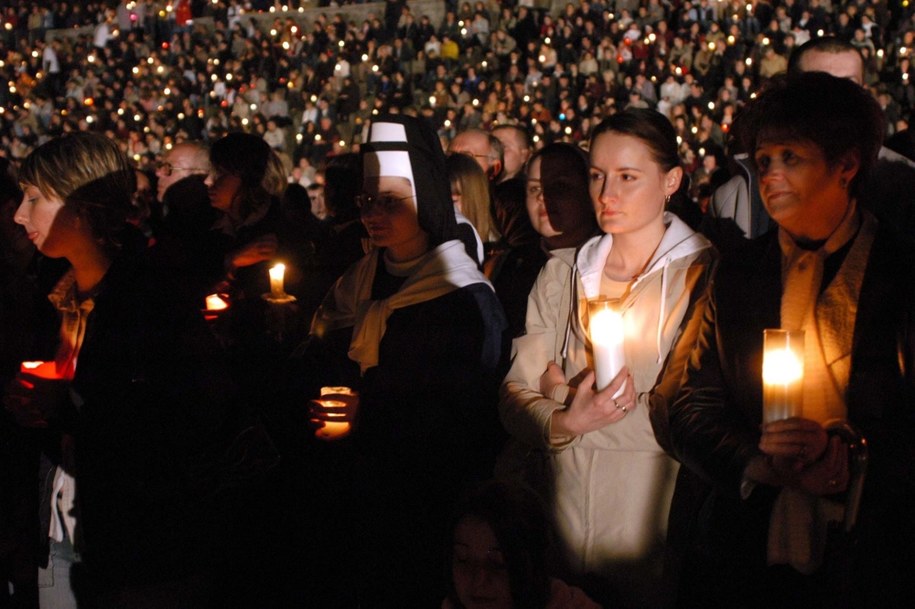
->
<box><xmin>3</xmin><ymin>0</ymin><xmax>915</xmax><ymax>205</ymax></box>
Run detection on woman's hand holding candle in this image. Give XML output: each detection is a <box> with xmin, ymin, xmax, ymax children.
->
<box><xmin>540</xmin><ymin>362</ymin><xmax>571</xmax><ymax>404</ymax></box>
<box><xmin>753</xmin><ymin>418</ymin><xmax>848</xmax><ymax>495</ymax></box>
<box><xmin>794</xmin><ymin>436</ymin><xmax>849</xmax><ymax>496</ymax></box>
<box><xmin>549</xmin><ymin>366</ymin><xmax>634</xmax><ymax>438</ymax></box>
<box><xmin>3</xmin><ymin>364</ymin><xmax>69</xmax><ymax>428</ymax></box>
<box><xmin>759</xmin><ymin>417</ymin><xmax>829</xmax><ymax>467</ymax></box>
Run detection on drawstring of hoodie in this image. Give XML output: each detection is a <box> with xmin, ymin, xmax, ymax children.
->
<box><xmin>656</xmin><ymin>258</ymin><xmax>671</xmax><ymax>365</ymax></box>
<box><xmin>566</xmin><ymin>228</ymin><xmax>700</xmax><ymax>370</ymax></box>
<box><xmin>560</xmin><ymin>266</ymin><xmax>578</xmax><ymax>363</ymax></box>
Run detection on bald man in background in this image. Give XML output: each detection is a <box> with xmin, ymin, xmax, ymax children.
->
<box><xmin>148</xmin><ymin>141</ymin><xmax>221</xmax><ymax>300</ymax></box>
<box><xmin>449</xmin><ymin>128</ymin><xmax>503</xmax><ymax>182</ymax></box>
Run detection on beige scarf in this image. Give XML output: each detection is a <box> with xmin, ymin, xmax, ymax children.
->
<box><xmin>312</xmin><ymin>240</ymin><xmax>493</xmax><ymax>373</ymax></box>
<box><xmin>46</xmin><ymin>270</ymin><xmax>96</xmax><ymax>545</ymax></box>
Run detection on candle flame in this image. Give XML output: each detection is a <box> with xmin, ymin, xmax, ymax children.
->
<box><xmin>763</xmin><ymin>348</ymin><xmax>803</xmax><ymax>384</ymax></box>
<box><xmin>590</xmin><ymin>308</ymin><xmax>624</xmax><ymax>343</ymax></box>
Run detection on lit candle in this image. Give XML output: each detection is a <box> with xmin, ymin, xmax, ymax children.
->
<box><xmin>205</xmin><ymin>294</ymin><xmax>228</xmax><ymax>311</ymax></box>
<box><xmin>588</xmin><ymin>299</ymin><xmax>626</xmax><ymax>392</ymax></box>
<box><xmin>269</xmin><ymin>263</ymin><xmax>286</xmax><ymax>299</ymax></box>
<box><xmin>762</xmin><ymin>329</ymin><xmax>805</xmax><ymax>423</ymax></box>
<box><xmin>314</xmin><ymin>386</ymin><xmax>356</xmax><ymax>440</ymax></box>
<box><xmin>20</xmin><ymin>360</ymin><xmax>62</xmax><ymax>380</ymax></box>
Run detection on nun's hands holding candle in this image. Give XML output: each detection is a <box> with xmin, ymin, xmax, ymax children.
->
<box><xmin>549</xmin><ymin>366</ymin><xmax>635</xmax><ymax>437</ymax></box>
<box><xmin>308</xmin><ymin>390</ymin><xmax>360</xmax><ymax>440</ymax></box>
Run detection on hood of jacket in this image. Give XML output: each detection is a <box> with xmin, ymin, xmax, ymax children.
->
<box><xmin>570</xmin><ymin>212</ymin><xmax>712</xmax><ymax>365</ymax></box>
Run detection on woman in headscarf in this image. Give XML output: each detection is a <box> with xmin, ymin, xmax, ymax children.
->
<box><xmin>303</xmin><ymin>114</ymin><xmax>508</xmax><ymax>607</ymax></box>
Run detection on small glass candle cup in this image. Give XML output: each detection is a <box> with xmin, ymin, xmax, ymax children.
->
<box><xmin>314</xmin><ymin>386</ymin><xmax>357</xmax><ymax>441</ymax></box>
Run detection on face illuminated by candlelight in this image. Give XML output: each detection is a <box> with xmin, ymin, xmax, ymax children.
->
<box><xmin>589</xmin><ymin>130</ymin><xmax>682</xmax><ymax>239</ymax></box>
<box><xmin>204</xmin><ymin>165</ymin><xmax>243</xmax><ymax>213</ymax></box>
<box><xmin>754</xmin><ymin>139</ymin><xmax>857</xmax><ymax>243</ymax></box>
<box><xmin>359</xmin><ymin>176</ymin><xmax>429</xmax><ymax>262</ymax></box>
<box><xmin>15</xmin><ymin>134</ymin><xmax>135</xmax><ymax>265</ymax></box>
<box><xmin>14</xmin><ymin>183</ymin><xmax>85</xmax><ymax>259</ymax></box>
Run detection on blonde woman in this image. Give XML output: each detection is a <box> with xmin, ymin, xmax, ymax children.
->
<box><xmin>448</xmin><ymin>151</ymin><xmax>498</xmax><ymax>264</ymax></box>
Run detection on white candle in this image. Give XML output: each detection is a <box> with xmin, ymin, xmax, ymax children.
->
<box><xmin>314</xmin><ymin>386</ymin><xmax>356</xmax><ymax>440</ymax></box>
<box><xmin>588</xmin><ymin>299</ymin><xmax>626</xmax><ymax>392</ymax></box>
<box><xmin>269</xmin><ymin>263</ymin><xmax>286</xmax><ymax>299</ymax></box>
<box><xmin>762</xmin><ymin>329</ymin><xmax>805</xmax><ymax>423</ymax></box>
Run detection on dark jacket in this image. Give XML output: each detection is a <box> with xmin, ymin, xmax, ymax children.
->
<box><xmin>659</xmin><ymin>227</ymin><xmax>915</xmax><ymax>607</ymax></box>
<box><xmin>70</xmin><ymin>255</ymin><xmax>242</xmax><ymax>590</ymax></box>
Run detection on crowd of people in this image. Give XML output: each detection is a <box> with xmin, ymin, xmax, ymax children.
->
<box><xmin>2</xmin><ymin>0</ymin><xmax>915</xmax><ymax>197</ymax></box>
<box><xmin>1</xmin><ymin>1</ymin><xmax>915</xmax><ymax>609</ymax></box>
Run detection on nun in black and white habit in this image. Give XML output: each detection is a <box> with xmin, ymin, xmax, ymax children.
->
<box><xmin>302</xmin><ymin>114</ymin><xmax>508</xmax><ymax>606</ymax></box>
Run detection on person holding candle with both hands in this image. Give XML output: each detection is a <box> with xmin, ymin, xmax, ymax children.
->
<box><xmin>661</xmin><ymin>72</ymin><xmax>915</xmax><ymax>607</ymax></box>
<box><xmin>499</xmin><ymin>109</ymin><xmax>715</xmax><ymax>608</ymax></box>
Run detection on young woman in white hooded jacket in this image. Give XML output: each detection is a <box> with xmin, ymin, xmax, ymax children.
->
<box><xmin>499</xmin><ymin>109</ymin><xmax>716</xmax><ymax>609</ymax></box>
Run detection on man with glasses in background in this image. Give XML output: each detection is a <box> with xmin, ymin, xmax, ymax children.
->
<box><xmin>149</xmin><ymin>141</ymin><xmax>220</xmax><ymax>301</ymax></box>
<box><xmin>449</xmin><ymin>128</ymin><xmax>504</xmax><ymax>182</ymax></box>
<box><xmin>155</xmin><ymin>142</ymin><xmax>211</xmax><ymax>207</ymax></box>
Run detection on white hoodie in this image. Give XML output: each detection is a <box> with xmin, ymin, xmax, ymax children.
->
<box><xmin>499</xmin><ymin>213</ymin><xmax>713</xmax><ymax>603</ymax></box>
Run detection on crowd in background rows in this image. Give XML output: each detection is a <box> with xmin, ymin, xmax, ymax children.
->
<box><xmin>3</xmin><ymin>0</ymin><xmax>915</xmax><ymax>205</ymax></box>
<box><xmin>3</xmin><ymin>1</ymin><xmax>915</xmax><ymax>608</ymax></box>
